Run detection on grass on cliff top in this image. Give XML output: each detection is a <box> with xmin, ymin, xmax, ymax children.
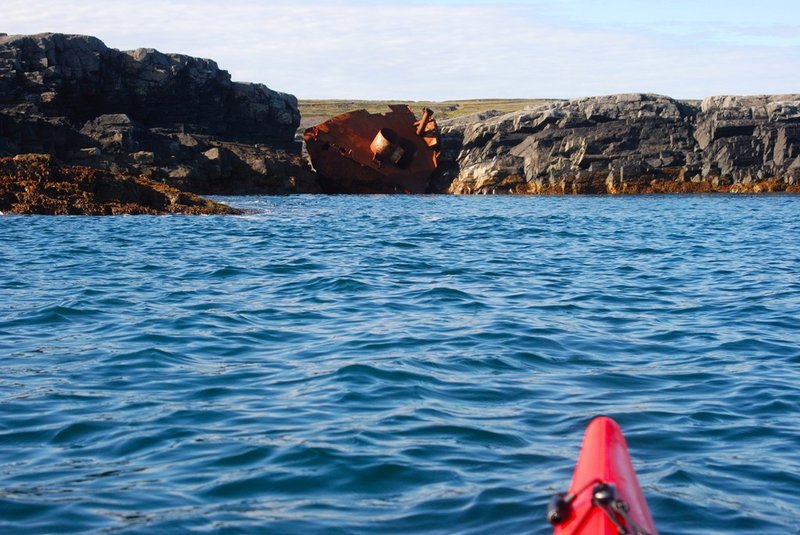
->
<box><xmin>298</xmin><ymin>98</ymin><xmax>558</xmax><ymax>129</ymax></box>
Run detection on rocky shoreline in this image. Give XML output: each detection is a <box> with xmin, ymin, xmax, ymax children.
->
<box><xmin>0</xmin><ymin>32</ymin><xmax>317</xmax><ymax>214</ymax></box>
<box><xmin>434</xmin><ymin>94</ymin><xmax>800</xmax><ymax>194</ymax></box>
<box><xmin>1</xmin><ymin>32</ymin><xmax>798</xmax><ymax>214</ymax></box>
<box><xmin>0</xmin><ymin>154</ymin><xmax>241</xmax><ymax>215</ymax></box>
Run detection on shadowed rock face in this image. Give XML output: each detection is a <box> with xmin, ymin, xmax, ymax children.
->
<box><xmin>434</xmin><ymin>93</ymin><xmax>800</xmax><ymax>194</ymax></box>
<box><xmin>0</xmin><ymin>33</ymin><xmax>298</xmax><ymax>144</ymax></box>
<box><xmin>0</xmin><ymin>33</ymin><xmax>319</xmax><ymax>195</ymax></box>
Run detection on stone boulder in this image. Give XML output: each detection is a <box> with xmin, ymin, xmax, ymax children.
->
<box><xmin>80</xmin><ymin>114</ymin><xmax>142</xmax><ymax>153</ymax></box>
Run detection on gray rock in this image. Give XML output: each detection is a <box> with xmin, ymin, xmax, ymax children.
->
<box><xmin>81</xmin><ymin>114</ymin><xmax>140</xmax><ymax>153</ymax></box>
<box><xmin>436</xmin><ymin>93</ymin><xmax>800</xmax><ymax>193</ymax></box>
<box><xmin>78</xmin><ymin>147</ymin><xmax>101</xmax><ymax>158</ymax></box>
<box><xmin>132</xmin><ymin>151</ymin><xmax>154</xmax><ymax>164</ymax></box>
<box><xmin>203</xmin><ymin>147</ymin><xmax>223</xmax><ymax>162</ymax></box>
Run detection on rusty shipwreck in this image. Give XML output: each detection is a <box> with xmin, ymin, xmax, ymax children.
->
<box><xmin>303</xmin><ymin>105</ymin><xmax>440</xmax><ymax>194</ymax></box>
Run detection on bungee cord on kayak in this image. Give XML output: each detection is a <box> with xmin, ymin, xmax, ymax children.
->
<box><xmin>547</xmin><ymin>477</ymin><xmax>604</xmax><ymax>525</ymax></box>
<box><xmin>549</xmin><ymin>481</ymin><xmax>653</xmax><ymax>535</ymax></box>
<box><xmin>593</xmin><ymin>484</ymin><xmax>653</xmax><ymax>535</ymax></box>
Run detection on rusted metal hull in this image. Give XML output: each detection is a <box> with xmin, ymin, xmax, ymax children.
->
<box><xmin>303</xmin><ymin>105</ymin><xmax>440</xmax><ymax>194</ymax></box>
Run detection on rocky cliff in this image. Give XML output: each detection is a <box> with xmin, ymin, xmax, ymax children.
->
<box><xmin>433</xmin><ymin>93</ymin><xmax>800</xmax><ymax>194</ymax></box>
<box><xmin>0</xmin><ymin>33</ymin><xmax>318</xmax><ymax>195</ymax></box>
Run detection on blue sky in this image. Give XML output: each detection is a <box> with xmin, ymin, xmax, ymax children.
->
<box><xmin>3</xmin><ymin>0</ymin><xmax>798</xmax><ymax>100</ymax></box>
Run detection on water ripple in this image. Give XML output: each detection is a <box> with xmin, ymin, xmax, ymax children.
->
<box><xmin>1</xmin><ymin>195</ymin><xmax>799</xmax><ymax>533</ymax></box>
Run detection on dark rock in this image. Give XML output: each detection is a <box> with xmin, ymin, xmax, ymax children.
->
<box><xmin>132</xmin><ymin>151</ymin><xmax>154</xmax><ymax>164</ymax></box>
<box><xmin>80</xmin><ymin>114</ymin><xmax>141</xmax><ymax>153</ymax></box>
<box><xmin>0</xmin><ymin>32</ymin><xmax>319</xmax><ymax>196</ymax></box>
<box><xmin>0</xmin><ymin>33</ymin><xmax>298</xmax><ymax>144</ymax></box>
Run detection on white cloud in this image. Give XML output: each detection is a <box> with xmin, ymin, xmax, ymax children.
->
<box><xmin>2</xmin><ymin>0</ymin><xmax>798</xmax><ymax>100</ymax></box>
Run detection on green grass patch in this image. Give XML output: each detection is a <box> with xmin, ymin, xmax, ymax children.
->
<box><xmin>298</xmin><ymin>98</ymin><xmax>559</xmax><ymax>130</ymax></box>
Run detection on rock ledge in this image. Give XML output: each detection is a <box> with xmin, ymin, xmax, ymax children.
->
<box><xmin>0</xmin><ymin>154</ymin><xmax>242</xmax><ymax>215</ymax></box>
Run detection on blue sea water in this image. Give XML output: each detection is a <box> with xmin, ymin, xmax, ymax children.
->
<box><xmin>1</xmin><ymin>195</ymin><xmax>799</xmax><ymax>534</ymax></box>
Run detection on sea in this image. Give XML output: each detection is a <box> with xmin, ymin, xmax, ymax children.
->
<box><xmin>1</xmin><ymin>194</ymin><xmax>799</xmax><ymax>534</ymax></box>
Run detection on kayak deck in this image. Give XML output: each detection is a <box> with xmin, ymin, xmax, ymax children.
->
<box><xmin>550</xmin><ymin>416</ymin><xmax>657</xmax><ymax>534</ymax></box>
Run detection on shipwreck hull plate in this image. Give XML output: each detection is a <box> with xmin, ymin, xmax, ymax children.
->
<box><xmin>304</xmin><ymin>105</ymin><xmax>439</xmax><ymax>194</ymax></box>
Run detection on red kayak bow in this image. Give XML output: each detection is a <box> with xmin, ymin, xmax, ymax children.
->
<box><xmin>549</xmin><ymin>416</ymin><xmax>657</xmax><ymax>534</ymax></box>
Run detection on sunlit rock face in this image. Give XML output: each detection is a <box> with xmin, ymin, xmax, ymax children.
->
<box><xmin>435</xmin><ymin>93</ymin><xmax>800</xmax><ymax>194</ymax></box>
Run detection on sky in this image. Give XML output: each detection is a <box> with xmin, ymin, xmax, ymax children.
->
<box><xmin>3</xmin><ymin>0</ymin><xmax>799</xmax><ymax>100</ymax></box>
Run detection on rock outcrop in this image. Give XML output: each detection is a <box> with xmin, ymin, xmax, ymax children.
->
<box><xmin>0</xmin><ymin>33</ymin><xmax>319</xmax><ymax>195</ymax></box>
<box><xmin>2</xmin><ymin>33</ymin><xmax>798</xmax><ymax>198</ymax></box>
<box><xmin>0</xmin><ymin>154</ymin><xmax>242</xmax><ymax>215</ymax></box>
<box><xmin>435</xmin><ymin>93</ymin><xmax>800</xmax><ymax>194</ymax></box>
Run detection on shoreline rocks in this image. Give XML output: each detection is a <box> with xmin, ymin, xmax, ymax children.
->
<box><xmin>2</xmin><ymin>32</ymin><xmax>798</xmax><ymax>206</ymax></box>
<box><xmin>0</xmin><ymin>32</ymin><xmax>319</xmax><ymax>201</ymax></box>
<box><xmin>0</xmin><ymin>154</ymin><xmax>242</xmax><ymax>215</ymax></box>
<box><xmin>433</xmin><ymin>93</ymin><xmax>800</xmax><ymax>194</ymax></box>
